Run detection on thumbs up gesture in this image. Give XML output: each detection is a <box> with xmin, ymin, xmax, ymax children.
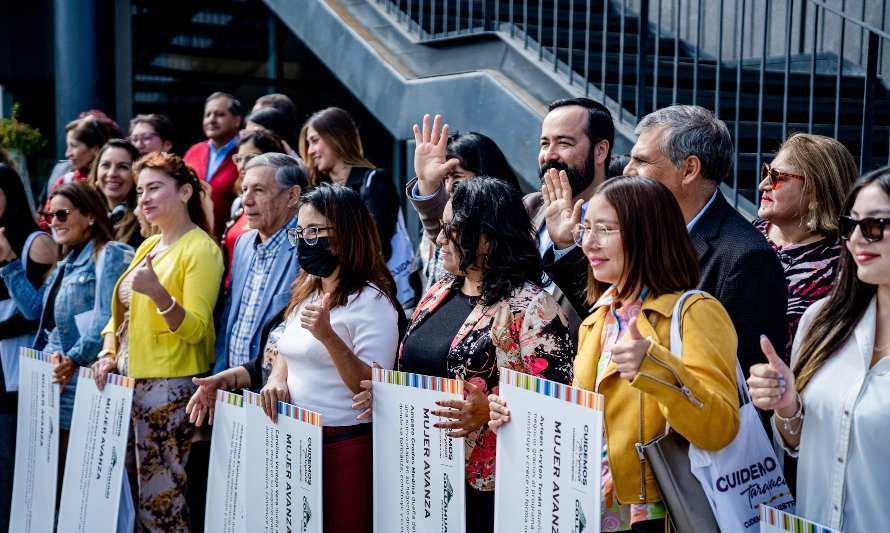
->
<box><xmin>611</xmin><ymin>317</ymin><xmax>652</xmax><ymax>381</ymax></box>
<box><xmin>747</xmin><ymin>335</ymin><xmax>799</xmax><ymax>415</ymax></box>
<box><xmin>301</xmin><ymin>293</ymin><xmax>335</xmax><ymax>343</ymax></box>
<box><xmin>131</xmin><ymin>254</ymin><xmax>163</xmax><ymax>299</ymax></box>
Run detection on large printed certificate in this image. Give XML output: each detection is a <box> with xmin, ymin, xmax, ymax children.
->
<box><xmin>243</xmin><ymin>390</ymin><xmax>323</xmax><ymax>533</ymax></box>
<box><xmin>372</xmin><ymin>369</ymin><xmax>466</xmax><ymax>533</ymax></box>
<box><xmin>9</xmin><ymin>348</ymin><xmax>60</xmax><ymax>533</ymax></box>
<box><xmin>760</xmin><ymin>505</ymin><xmax>840</xmax><ymax>533</ymax></box>
<box><xmin>58</xmin><ymin>368</ymin><xmax>135</xmax><ymax>533</ymax></box>
<box><xmin>494</xmin><ymin>369</ymin><xmax>604</xmax><ymax>533</ymax></box>
<box><xmin>205</xmin><ymin>390</ymin><xmax>247</xmax><ymax>533</ymax></box>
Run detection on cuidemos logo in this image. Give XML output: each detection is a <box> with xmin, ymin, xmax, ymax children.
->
<box><xmin>302</xmin><ymin>495</ymin><xmax>311</xmax><ymax>532</ymax></box>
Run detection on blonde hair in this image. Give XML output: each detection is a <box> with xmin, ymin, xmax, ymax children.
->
<box><xmin>779</xmin><ymin>133</ymin><xmax>858</xmax><ymax>237</ymax></box>
<box><xmin>298</xmin><ymin>107</ymin><xmax>373</xmax><ymax>186</ymax></box>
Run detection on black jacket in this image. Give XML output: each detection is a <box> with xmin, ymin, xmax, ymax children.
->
<box><xmin>346</xmin><ymin>167</ymin><xmax>400</xmax><ymax>261</ymax></box>
<box><xmin>548</xmin><ymin>191</ymin><xmax>788</xmax><ymax>374</ymax></box>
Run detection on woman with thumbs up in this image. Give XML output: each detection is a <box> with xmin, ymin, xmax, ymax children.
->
<box><xmin>489</xmin><ymin>176</ymin><xmax>740</xmax><ymax>532</ymax></box>
<box><xmin>90</xmin><ymin>151</ymin><xmax>223</xmax><ymax>532</ymax></box>
<box><xmin>260</xmin><ymin>183</ymin><xmax>401</xmax><ymax>533</ymax></box>
<box><xmin>748</xmin><ymin>167</ymin><xmax>890</xmax><ymax>532</ymax></box>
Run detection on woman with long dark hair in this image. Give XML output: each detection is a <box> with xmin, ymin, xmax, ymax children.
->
<box><xmin>259</xmin><ymin>183</ymin><xmax>401</xmax><ymax>533</ymax></box>
<box><xmin>0</xmin><ymin>155</ymin><xmax>56</xmax><ymax>531</ymax></box>
<box><xmin>88</xmin><ymin>139</ymin><xmax>144</xmax><ymax>248</ymax></box>
<box><xmin>748</xmin><ymin>166</ymin><xmax>890</xmax><ymax>531</ymax></box>
<box><xmin>489</xmin><ymin>176</ymin><xmax>740</xmax><ymax>532</ymax></box>
<box><xmin>354</xmin><ymin>177</ymin><xmax>575</xmax><ymax>533</ymax></box>
<box><xmin>90</xmin><ymin>152</ymin><xmax>222</xmax><ymax>531</ymax></box>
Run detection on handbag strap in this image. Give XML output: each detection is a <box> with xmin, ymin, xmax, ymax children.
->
<box><xmin>669</xmin><ymin>290</ymin><xmax>750</xmax><ymax>405</ymax></box>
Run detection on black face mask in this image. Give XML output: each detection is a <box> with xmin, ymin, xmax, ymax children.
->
<box><xmin>297</xmin><ymin>237</ymin><xmax>339</xmax><ymax>277</ymax></box>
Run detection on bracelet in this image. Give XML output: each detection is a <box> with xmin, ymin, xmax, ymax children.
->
<box><xmin>156</xmin><ymin>296</ymin><xmax>177</xmax><ymax>315</ymax></box>
<box><xmin>775</xmin><ymin>392</ymin><xmax>804</xmax><ymax>435</ymax></box>
<box><xmin>97</xmin><ymin>349</ymin><xmax>115</xmax><ymax>360</ymax></box>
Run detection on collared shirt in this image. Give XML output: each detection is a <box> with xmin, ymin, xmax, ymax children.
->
<box><xmin>227</xmin><ymin>222</ymin><xmax>292</xmax><ymax>367</ymax></box>
<box><xmin>206</xmin><ymin>136</ymin><xmax>238</xmax><ymax>182</ymax></box>
<box><xmin>686</xmin><ymin>188</ymin><xmax>719</xmax><ymax>231</ymax></box>
<box><xmin>782</xmin><ymin>297</ymin><xmax>890</xmax><ymax>531</ymax></box>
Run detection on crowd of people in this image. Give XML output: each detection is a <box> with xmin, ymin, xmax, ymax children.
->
<box><xmin>0</xmin><ymin>89</ymin><xmax>886</xmax><ymax>533</ymax></box>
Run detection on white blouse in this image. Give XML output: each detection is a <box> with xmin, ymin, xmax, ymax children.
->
<box><xmin>782</xmin><ymin>297</ymin><xmax>890</xmax><ymax>531</ymax></box>
<box><xmin>277</xmin><ymin>285</ymin><xmax>399</xmax><ymax>427</ymax></box>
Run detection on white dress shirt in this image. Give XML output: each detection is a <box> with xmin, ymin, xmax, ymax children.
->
<box><xmin>782</xmin><ymin>297</ymin><xmax>890</xmax><ymax>531</ymax></box>
<box><xmin>277</xmin><ymin>285</ymin><xmax>399</xmax><ymax>427</ymax></box>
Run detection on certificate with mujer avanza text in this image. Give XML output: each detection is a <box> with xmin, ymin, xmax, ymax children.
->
<box><xmin>372</xmin><ymin>368</ymin><xmax>466</xmax><ymax>533</ymax></box>
<box><xmin>494</xmin><ymin>369</ymin><xmax>604</xmax><ymax>533</ymax></box>
<box><xmin>57</xmin><ymin>368</ymin><xmax>134</xmax><ymax>533</ymax></box>
<box><xmin>10</xmin><ymin>348</ymin><xmax>60</xmax><ymax>533</ymax></box>
<box><xmin>205</xmin><ymin>389</ymin><xmax>247</xmax><ymax>533</ymax></box>
<box><xmin>243</xmin><ymin>390</ymin><xmax>322</xmax><ymax>533</ymax></box>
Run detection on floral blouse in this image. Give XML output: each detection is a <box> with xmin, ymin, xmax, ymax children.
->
<box><xmin>399</xmin><ymin>274</ymin><xmax>576</xmax><ymax>491</ymax></box>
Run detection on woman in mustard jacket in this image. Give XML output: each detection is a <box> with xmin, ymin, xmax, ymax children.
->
<box><xmin>490</xmin><ymin>176</ymin><xmax>740</xmax><ymax>532</ymax></box>
<box><xmin>91</xmin><ymin>152</ymin><xmax>223</xmax><ymax>532</ymax></box>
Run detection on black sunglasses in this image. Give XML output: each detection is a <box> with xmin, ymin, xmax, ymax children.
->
<box><xmin>39</xmin><ymin>208</ymin><xmax>72</xmax><ymax>224</ymax></box>
<box><xmin>839</xmin><ymin>216</ymin><xmax>890</xmax><ymax>243</ymax></box>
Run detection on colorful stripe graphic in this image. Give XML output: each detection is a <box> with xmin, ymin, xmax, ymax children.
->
<box><xmin>76</xmin><ymin>367</ymin><xmax>135</xmax><ymax>388</ymax></box>
<box><xmin>760</xmin><ymin>505</ymin><xmax>839</xmax><ymax>533</ymax></box>
<box><xmin>372</xmin><ymin>367</ymin><xmax>463</xmax><ymax>395</ymax></box>
<box><xmin>20</xmin><ymin>347</ymin><xmax>52</xmax><ymax>363</ymax></box>
<box><xmin>242</xmin><ymin>390</ymin><xmax>261</xmax><ymax>406</ymax></box>
<box><xmin>501</xmin><ymin>368</ymin><xmax>604</xmax><ymax>411</ymax></box>
<box><xmin>79</xmin><ymin>367</ymin><xmax>93</xmax><ymax>379</ymax></box>
<box><xmin>215</xmin><ymin>389</ymin><xmax>244</xmax><ymax>407</ymax></box>
<box><xmin>276</xmin><ymin>401</ymin><xmax>322</xmax><ymax>426</ymax></box>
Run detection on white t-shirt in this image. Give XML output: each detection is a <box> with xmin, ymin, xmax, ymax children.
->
<box><xmin>278</xmin><ymin>284</ymin><xmax>399</xmax><ymax>427</ymax></box>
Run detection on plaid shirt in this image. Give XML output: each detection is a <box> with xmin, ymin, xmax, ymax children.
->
<box><xmin>227</xmin><ymin>223</ymin><xmax>291</xmax><ymax>367</ymax></box>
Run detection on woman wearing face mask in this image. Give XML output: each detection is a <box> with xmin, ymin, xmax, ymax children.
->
<box><xmin>258</xmin><ymin>183</ymin><xmax>401</xmax><ymax>533</ymax></box>
<box><xmin>0</xmin><ymin>182</ymin><xmax>132</xmax><ymax>476</ymax></box>
<box><xmin>89</xmin><ymin>139</ymin><xmax>145</xmax><ymax>248</ymax></box>
<box><xmin>90</xmin><ymin>152</ymin><xmax>223</xmax><ymax>531</ymax></box>
<box><xmin>407</xmin><ymin>114</ymin><xmax>522</xmax><ymax>292</ymax></box>
<box><xmin>748</xmin><ymin>166</ymin><xmax>890</xmax><ymax>531</ymax></box>
<box><xmin>0</xmin><ymin>156</ymin><xmax>56</xmax><ymax>532</ymax></box>
<box><xmin>352</xmin><ymin>177</ymin><xmax>574</xmax><ymax>533</ymax></box>
<box><xmin>489</xmin><ymin>176</ymin><xmax>740</xmax><ymax>532</ymax></box>
<box><xmin>754</xmin><ymin>134</ymin><xmax>857</xmax><ymax>357</ymax></box>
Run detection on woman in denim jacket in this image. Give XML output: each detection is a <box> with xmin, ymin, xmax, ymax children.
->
<box><xmin>0</xmin><ymin>181</ymin><xmax>133</xmax><ymax>434</ymax></box>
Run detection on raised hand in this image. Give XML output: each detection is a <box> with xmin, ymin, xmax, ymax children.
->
<box><xmin>487</xmin><ymin>394</ymin><xmax>511</xmax><ymax>432</ymax></box>
<box><xmin>0</xmin><ymin>228</ymin><xmax>17</xmax><ymax>262</ymax></box>
<box><xmin>541</xmin><ymin>168</ymin><xmax>584</xmax><ymax>249</ymax></box>
<box><xmin>412</xmin><ymin>114</ymin><xmax>460</xmax><ymax>196</ymax></box>
<box><xmin>432</xmin><ymin>379</ymin><xmax>489</xmax><ymax>438</ymax></box>
<box><xmin>301</xmin><ymin>293</ymin><xmax>335</xmax><ymax>343</ymax></box>
<box><xmin>611</xmin><ymin>317</ymin><xmax>651</xmax><ymax>381</ymax></box>
<box><xmin>747</xmin><ymin>335</ymin><xmax>798</xmax><ymax>415</ymax></box>
<box><xmin>187</xmin><ymin>374</ymin><xmax>228</xmax><ymax>427</ymax></box>
<box><xmin>131</xmin><ymin>254</ymin><xmax>163</xmax><ymax>299</ymax></box>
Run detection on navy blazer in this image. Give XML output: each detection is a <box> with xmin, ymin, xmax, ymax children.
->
<box><xmin>549</xmin><ymin>190</ymin><xmax>787</xmax><ymax>374</ymax></box>
<box><xmin>212</xmin><ymin>222</ymin><xmax>300</xmax><ymax>373</ymax></box>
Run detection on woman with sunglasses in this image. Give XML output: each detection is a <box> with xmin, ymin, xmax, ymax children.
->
<box><xmin>353</xmin><ymin>177</ymin><xmax>575</xmax><ymax>533</ymax></box>
<box><xmin>754</xmin><ymin>133</ymin><xmax>857</xmax><ymax>357</ymax></box>
<box><xmin>88</xmin><ymin>139</ymin><xmax>145</xmax><ymax>249</ymax></box>
<box><xmin>89</xmin><ymin>152</ymin><xmax>223</xmax><ymax>531</ymax></box>
<box><xmin>258</xmin><ymin>183</ymin><xmax>401</xmax><ymax>533</ymax></box>
<box><xmin>489</xmin><ymin>176</ymin><xmax>740</xmax><ymax>533</ymax></box>
<box><xmin>748</xmin><ymin>166</ymin><xmax>890</xmax><ymax>531</ymax></box>
<box><xmin>0</xmin><ymin>182</ymin><xmax>132</xmax><ymax>465</ymax></box>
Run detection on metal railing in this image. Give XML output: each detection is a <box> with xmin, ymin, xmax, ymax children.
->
<box><xmin>373</xmin><ymin>0</ymin><xmax>890</xmax><ymax>209</ymax></box>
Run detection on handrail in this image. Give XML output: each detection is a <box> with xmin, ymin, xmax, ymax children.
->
<box><xmin>806</xmin><ymin>0</ymin><xmax>890</xmax><ymax>40</ymax></box>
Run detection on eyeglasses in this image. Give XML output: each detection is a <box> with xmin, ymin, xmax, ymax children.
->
<box><xmin>128</xmin><ymin>133</ymin><xmax>159</xmax><ymax>144</ymax></box>
<box><xmin>232</xmin><ymin>153</ymin><xmax>257</xmax><ymax>166</ymax></box>
<box><xmin>39</xmin><ymin>209</ymin><xmax>72</xmax><ymax>224</ymax></box>
<box><xmin>761</xmin><ymin>163</ymin><xmax>804</xmax><ymax>190</ymax></box>
<box><xmin>572</xmin><ymin>223</ymin><xmax>620</xmax><ymax>246</ymax></box>
<box><xmin>287</xmin><ymin>226</ymin><xmax>334</xmax><ymax>246</ymax></box>
<box><xmin>839</xmin><ymin>216</ymin><xmax>890</xmax><ymax>243</ymax></box>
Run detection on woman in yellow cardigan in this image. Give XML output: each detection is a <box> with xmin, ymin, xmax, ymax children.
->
<box><xmin>489</xmin><ymin>176</ymin><xmax>740</xmax><ymax>532</ymax></box>
<box><xmin>91</xmin><ymin>152</ymin><xmax>223</xmax><ymax>532</ymax></box>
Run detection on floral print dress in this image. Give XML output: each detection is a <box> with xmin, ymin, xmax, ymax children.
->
<box><xmin>399</xmin><ymin>274</ymin><xmax>576</xmax><ymax>491</ymax></box>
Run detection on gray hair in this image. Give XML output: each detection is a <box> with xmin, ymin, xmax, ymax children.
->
<box><xmin>244</xmin><ymin>152</ymin><xmax>308</xmax><ymax>190</ymax></box>
<box><xmin>635</xmin><ymin>105</ymin><xmax>733</xmax><ymax>183</ymax></box>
